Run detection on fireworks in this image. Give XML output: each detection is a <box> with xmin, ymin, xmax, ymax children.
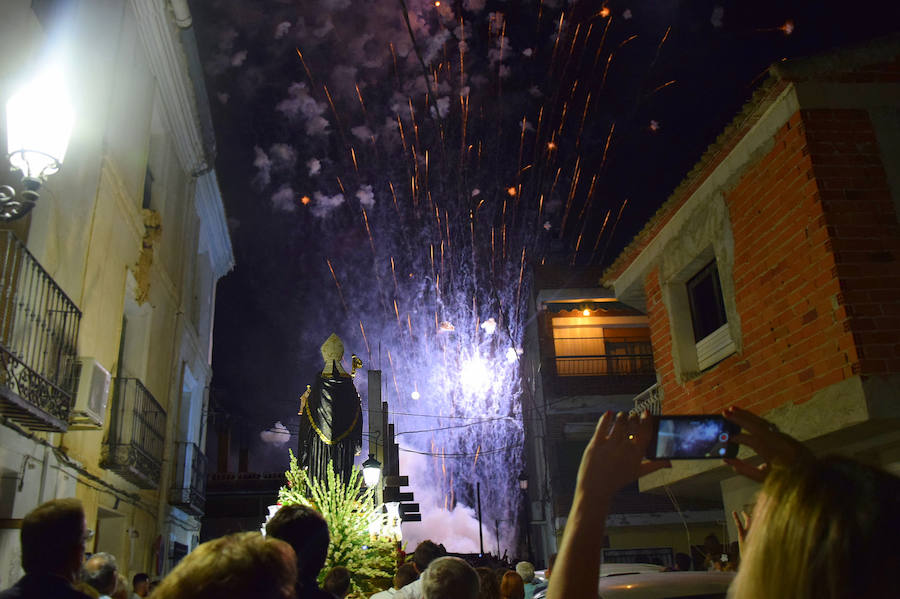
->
<box><xmin>204</xmin><ymin>0</ymin><xmax>678</xmax><ymax>551</ymax></box>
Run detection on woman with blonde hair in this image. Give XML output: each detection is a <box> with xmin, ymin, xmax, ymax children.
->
<box><xmin>151</xmin><ymin>532</ymin><xmax>297</xmax><ymax>599</ymax></box>
<box><xmin>722</xmin><ymin>408</ymin><xmax>900</xmax><ymax>599</ymax></box>
<box><xmin>545</xmin><ymin>408</ymin><xmax>900</xmax><ymax>599</ymax></box>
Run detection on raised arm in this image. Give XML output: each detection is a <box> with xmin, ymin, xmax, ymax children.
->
<box><xmin>547</xmin><ymin>411</ymin><xmax>669</xmax><ymax>599</ymax></box>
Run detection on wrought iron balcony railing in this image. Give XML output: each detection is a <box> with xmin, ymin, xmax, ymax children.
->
<box><xmin>0</xmin><ymin>231</ymin><xmax>81</xmax><ymax>431</ymax></box>
<box><xmin>554</xmin><ymin>353</ymin><xmax>655</xmax><ymax>377</ymax></box>
<box><xmin>101</xmin><ymin>377</ymin><xmax>166</xmax><ymax>489</ymax></box>
<box><xmin>169</xmin><ymin>441</ymin><xmax>208</xmax><ymax>516</ymax></box>
<box><xmin>631</xmin><ymin>383</ymin><xmax>663</xmax><ymax>415</ymax></box>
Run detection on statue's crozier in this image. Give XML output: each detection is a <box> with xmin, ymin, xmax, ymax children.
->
<box><xmin>297</xmin><ymin>333</ymin><xmax>363</xmax><ymax>484</ymax></box>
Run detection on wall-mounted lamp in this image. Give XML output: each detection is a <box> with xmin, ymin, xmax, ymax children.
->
<box><xmin>1</xmin><ymin>65</ymin><xmax>74</xmax><ymax>220</ymax></box>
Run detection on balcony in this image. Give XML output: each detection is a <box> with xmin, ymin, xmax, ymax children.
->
<box><xmin>545</xmin><ymin>339</ymin><xmax>656</xmax><ymax>397</ymax></box>
<box><xmin>169</xmin><ymin>441</ymin><xmax>208</xmax><ymax>516</ymax></box>
<box><xmin>631</xmin><ymin>383</ymin><xmax>662</xmax><ymax>415</ymax></box>
<box><xmin>554</xmin><ymin>353</ymin><xmax>654</xmax><ymax>377</ymax></box>
<box><xmin>0</xmin><ymin>231</ymin><xmax>81</xmax><ymax>432</ymax></box>
<box><xmin>101</xmin><ymin>378</ymin><xmax>166</xmax><ymax>489</ymax></box>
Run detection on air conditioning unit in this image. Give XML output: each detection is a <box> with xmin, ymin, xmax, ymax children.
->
<box><xmin>68</xmin><ymin>358</ymin><xmax>111</xmax><ymax>429</ymax></box>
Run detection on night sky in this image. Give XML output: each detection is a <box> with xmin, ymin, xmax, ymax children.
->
<box><xmin>190</xmin><ymin>0</ymin><xmax>900</xmax><ymax>548</ymax></box>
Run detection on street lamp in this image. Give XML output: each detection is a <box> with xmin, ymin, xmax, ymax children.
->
<box><xmin>362</xmin><ymin>453</ymin><xmax>382</xmax><ymax>488</ymax></box>
<box><xmin>2</xmin><ymin>65</ymin><xmax>75</xmax><ymax>220</ymax></box>
<box><xmin>518</xmin><ymin>470</ymin><xmax>534</xmax><ymax>562</ymax></box>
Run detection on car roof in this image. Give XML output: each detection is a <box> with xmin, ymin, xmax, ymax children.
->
<box><xmin>601</xmin><ymin>563</ymin><xmax>667</xmax><ymax>577</ymax></box>
<box><xmin>597</xmin><ymin>571</ymin><xmax>735</xmax><ymax>599</ymax></box>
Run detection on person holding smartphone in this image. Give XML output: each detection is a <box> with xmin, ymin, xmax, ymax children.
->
<box><xmin>545</xmin><ymin>407</ymin><xmax>900</xmax><ymax>599</ymax></box>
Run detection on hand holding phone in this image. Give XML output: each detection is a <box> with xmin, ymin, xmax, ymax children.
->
<box><xmin>647</xmin><ymin>415</ymin><xmax>739</xmax><ymax>460</ymax></box>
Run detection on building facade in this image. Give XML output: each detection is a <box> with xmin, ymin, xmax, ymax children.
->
<box><xmin>0</xmin><ymin>0</ymin><xmax>232</xmax><ymax>587</ymax></box>
<box><xmin>603</xmin><ymin>37</ymin><xmax>900</xmax><ymax>543</ymax></box>
<box><xmin>521</xmin><ymin>267</ymin><xmax>725</xmax><ymax>569</ymax></box>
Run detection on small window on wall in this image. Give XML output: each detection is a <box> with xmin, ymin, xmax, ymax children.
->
<box><xmin>686</xmin><ymin>260</ymin><xmax>734</xmax><ymax>370</ymax></box>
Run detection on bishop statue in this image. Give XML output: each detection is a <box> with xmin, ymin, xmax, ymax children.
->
<box><xmin>297</xmin><ymin>333</ymin><xmax>363</xmax><ymax>484</ymax></box>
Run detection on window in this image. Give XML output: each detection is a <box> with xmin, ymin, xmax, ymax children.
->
<box><xmin>687</xmin><ymin>260</ymin><xmax>727</xmax><ymax>342</ymax></box>
<box><xmin>685</xmin><ymin>259</ymin><xmax>735</xmax><ymax>370</ymax></box>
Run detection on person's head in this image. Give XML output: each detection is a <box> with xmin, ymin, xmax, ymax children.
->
<box><xmin>476</xmin><ymin>566</ymin><xmax>500</xmax><ymax>599</ymax></box>
<box><xmin>151</xmin><ymin>532</ymin><xmax>296</xmax><ymax>599</ymax></box>
<box><xmin>265</xmin><ymin>504</ymin><xmax>329</xmax><ymax>581</ymax></box>
<box><xmin>132</xmin><ymin>572</ymin><xmax>150</xmax><ymax>597</ymax></box>
<box><xmin>394</xmin><ymin>562</ymin><xmax>418</xmax><ymax>590</ymax></box>
<box><xmin>674</xmin><ymin>552</ymin><xmax>691</xmax><ymax>571</ymax></box>
<box><xmin>20</xmin><ymin>498</ymin><xmax>87</xmax><ymax>582</ymax></box>
<box><xmin>494</xmin><ymin>567</ymin><xmax>508</xmax><ymax>585</ymax></box>
<box><xmin>83</xmin><ymin>552</ymin><xmax>118</xmax><ymax>595</ymax></box>
<box><xmin>732</xmin><ymin>456</ymin><xmax>900</xmax><ymax>599</ymax></box>
<box><xmin>112</xmin><ymin>573</ymin><xmax>129</xmax><ymax>599</ymax></box>
<box><xmin>421</xmin><ymin>557</ymin><xmax>479</xmax><ymax>599</ymax></box>
<box><xmin>545</xmin><ymin>553</ymin><xmax>556</xmax><ymax>579</ymax></box>
<box><xmin>703</xmin><ymin>534</ymin><xmax>722</xmax><ymax>556</ymax></box>
<box><xmin>322</xmin><ymin>566</ymin><xmax>351</xmax><ymax>598</ymax></box>
<box><xmin>412</xmin><ymin>539</ymin><xmax>446</xmax><ymax>573</ymax></box>
<box><xmin>514</xmin><ymin>561</ymin><xmax>534</xmax><ymax>583</ymax></box>
<box><xmin>499</xmin><ymin>571</ymin><xmax>524</xmax><ymax>599</ymax></box>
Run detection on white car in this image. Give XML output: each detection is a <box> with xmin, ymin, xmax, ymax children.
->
<box><xmin>533</xmin><ymin>567</ymin><xmax>734</xmax><ymax>599</ymax></box>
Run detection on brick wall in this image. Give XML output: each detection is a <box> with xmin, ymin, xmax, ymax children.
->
<box><xmin>646</xmin><ymin>108</ymin><xmax>899</xmax><ymax>415</ymax></box>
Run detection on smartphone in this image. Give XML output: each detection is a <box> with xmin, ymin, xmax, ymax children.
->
<box><xmin>647</xmin><ymin>415</ymin><xmax>739</xmax><ymax>460</ymax></box>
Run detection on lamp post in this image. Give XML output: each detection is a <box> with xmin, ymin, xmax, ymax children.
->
<box><xmin>518</xmin><ymin>470</ymin><xmax>534</xmax><ymax>562</ymax></box>
<box><xmin>1</xmin><ymin>65</ymin><xmax>74</xmax><ymax>220</ymax></box>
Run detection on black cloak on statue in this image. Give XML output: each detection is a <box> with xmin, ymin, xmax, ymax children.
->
<box><xmin>298</xmin><ymin>362</ymin><xmax>363</xmax><ymax>484</ymax></box>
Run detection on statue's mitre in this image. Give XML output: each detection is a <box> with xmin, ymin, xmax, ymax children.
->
<box><xmin>321</xmin><ymin>333</ymin><xmax>344</xmax><ymax>360</ymax></box>
<box><xmin>321</xmin><ymin>333</ymin><xmax>348</xmax><ymax>376</ymax></box>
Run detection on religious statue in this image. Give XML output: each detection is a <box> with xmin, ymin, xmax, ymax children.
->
<box><xmin>298</xmin><ymin>333</ymin><xmax>363</xmax><ymax>484</ymax></box>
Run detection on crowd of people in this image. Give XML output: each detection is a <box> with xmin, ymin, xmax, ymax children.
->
<box><xmin>1</xmin><ymin>407</ymin><xmax>897</xmax><ymax>598</ymax></box>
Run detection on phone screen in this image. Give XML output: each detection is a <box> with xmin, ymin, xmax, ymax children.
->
<box><xmin>651</xmin><ymin>415</ymin><xmax>738</xmax><ymax>459</ymax></box>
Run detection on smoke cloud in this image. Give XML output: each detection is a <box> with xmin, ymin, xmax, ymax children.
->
<box><xmin>356</xmin><ymin>185</ymin><xmax>375</xmax><ymax>208</ymax></box>
<box><xmin>311</xmin><ymin>191</ymin><xmax>345</xmax><ymax>218</ymax></box>
<box><xmin>260</xmin><ymin>421</ymin><xmax>291</xmax><ymax>446</ymax></box>
<box><xmin>271</xmin><ymin>185</ymin><xmax>296</xmax><ymax>212</ymax></box>
<box><xmin>253</xmin><ymin>145</ymin><xmax>272</xmax><ymax>187</ymax></box>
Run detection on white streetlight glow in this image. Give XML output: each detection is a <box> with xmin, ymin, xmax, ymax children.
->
<box><xmin>362</xmin><ymin>454</ymin><xmax>382</xmax><ymax>488</ymax></box>
<box><xmin>6</xmin><ymin>65</ymin><xmax>75</xmax><ymax>177</ymax></box>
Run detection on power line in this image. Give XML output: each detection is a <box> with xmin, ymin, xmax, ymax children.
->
<box><xmin>398</xmin><ymin>443</ymin><xmax>524</xmax><ymax>458</ymax></box>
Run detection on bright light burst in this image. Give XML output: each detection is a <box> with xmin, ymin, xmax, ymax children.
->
<box><xmin>460</xmin><ymin>355</ymin><xmax>493</xmax><ymax>396</ymax></box>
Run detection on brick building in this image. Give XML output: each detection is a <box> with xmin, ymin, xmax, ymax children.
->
<box><xmin>603</xmin><ymin>35</ymin><xmax>900</xmax><ymax>539</ymax></box>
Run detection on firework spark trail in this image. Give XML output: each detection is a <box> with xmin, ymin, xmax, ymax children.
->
<box><xmin>359</xmin><ymin>320</ymin><xmax>371</xmax><ymax>362</ymax></box>
<box><xmin>295</xmin><ymin>47</ymin><xmax>314</xmax><ymax>83</ymax></box>
<box><xmin>326</xmin><ymin>258</ymin><xmax>349</xmax><ymax>313</ymax></box>
<box><xmin>598</xmin><ymin>198</ymin><xmax>629</xmax><ymax>265</ymax></box>
<box><xmin>600</xmin><ymin>121</ymin><xmax>616</xmax><ymax>170</ymax></box>
<box><xmin>649</xmin><ymin>79</ymin><xmax>677</xmax><ymax>96</ymax></box>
